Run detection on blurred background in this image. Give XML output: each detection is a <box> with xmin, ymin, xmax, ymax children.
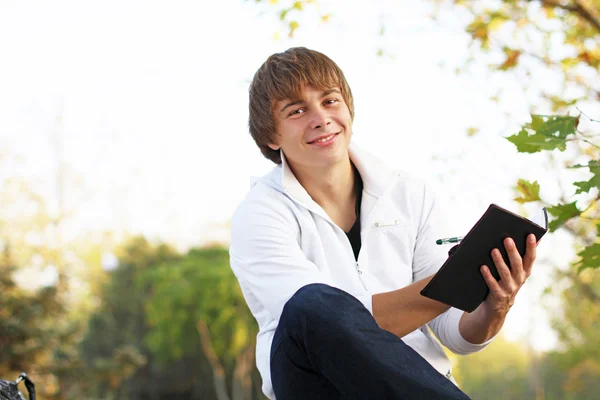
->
<box><xmin>1</xmin><ymin>0</ymin><xmax>599</xmax><ymax>399</ymax></box>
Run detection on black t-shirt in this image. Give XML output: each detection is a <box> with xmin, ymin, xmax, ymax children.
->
<box><xmin>345</xmin><ymin>165</ymin><xmax>363</xmax><ymax>261</ymax></box>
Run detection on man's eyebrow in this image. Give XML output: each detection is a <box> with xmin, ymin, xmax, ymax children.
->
<box><xmin>280</xmin><ymin>99</ymin><xmax>304</xmax><ymax>113</ymax></box>
<box><xmin>322</xmin><ymin>89</ymin><xmax>341</xmax><ymax>97</ymax></box>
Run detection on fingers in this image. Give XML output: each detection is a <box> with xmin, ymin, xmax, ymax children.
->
<box><xmin>503</xmin><ymin>237</ymin><xmax>525</xmax><ymax>282</ymax></box>
<box><xmin>491</xmin><ymin>248</ymin><xmax>513</xmax><ymax>283</ymax></box>
<box><xmin>481</xmin><ymin>235</ymin><xmax>537</xmax><ymax>316</ymax></box>
<box><xmin>480</xmin><ymin>265</ymin><xmax>502</xmax><ymax>293</ymax></box>
<box><xmin>523</xmin><ymin>234</ymin><xmax>537</xmax><ymax>277</ymax></box>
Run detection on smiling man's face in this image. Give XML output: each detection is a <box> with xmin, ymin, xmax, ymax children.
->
<box><xmin>269</xmin><ymin>85</ymin><xmax>353</xmax><ymax>172</ymax></box>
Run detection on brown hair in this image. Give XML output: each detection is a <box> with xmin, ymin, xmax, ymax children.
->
<box><xmin>248</xmin><ymin>47</ymin><xmax>355</xmax><ymax>164</ymax></box>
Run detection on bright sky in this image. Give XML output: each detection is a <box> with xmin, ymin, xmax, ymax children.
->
<box><xmin>1</xmin><ymin>0</ymin><xmax>585</xmax><ymax>351</ymax></box>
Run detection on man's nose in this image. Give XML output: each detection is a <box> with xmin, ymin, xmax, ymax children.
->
<box><xmin>310</xmin><ymin>109</ymin><xmax>331</xmax><ymax>130</ymax></box>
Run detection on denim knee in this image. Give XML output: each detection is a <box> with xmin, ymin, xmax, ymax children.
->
<box><xmin>280</xmin><ymin>283</ymin><xmax>364</xmax><ymax>329</ymax></box>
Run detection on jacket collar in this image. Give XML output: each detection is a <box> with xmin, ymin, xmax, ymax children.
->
<box><xmin>266</xmin><ymin>140</ymin><xmax>397</xmax><ymax>215</ymax></box>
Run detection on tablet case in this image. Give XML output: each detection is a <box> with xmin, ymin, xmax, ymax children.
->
<box><xmin>420</xmin><ymin>204</ymin><xmax>548</xmax><ymax>312</ymax></box>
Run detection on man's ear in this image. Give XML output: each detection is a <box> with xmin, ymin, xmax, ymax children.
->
<box><xmin>267</xmin><ymin>143</ymin><xmax>281</xmax><ymax>151</ymax></box>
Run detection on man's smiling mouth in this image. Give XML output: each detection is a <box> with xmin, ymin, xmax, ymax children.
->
<box><xmin>308</xmin><ymin>132</ymin><xmax>339</xmax><ymax>144</ymax></box>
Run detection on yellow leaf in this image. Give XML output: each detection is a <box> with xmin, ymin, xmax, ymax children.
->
<box><xmin>269</xmin><ymin>0</ymin><xmax>278</xmax><ymax>4</ymax></box>
<box><xmin>561</xmin><ymin>57</ymin><xmax>579</xmax><ymax>69</ymax></box>
<box><xmin>466</xmin><ymin>127</ymin><xmax>479</xmax><ymax>137</ymax></box>
<box><xmin>488</xmin><ymin>17</ymin><xmax>507</xmax><ymax>32</ymax></box>
<box><xmin>474</xmin><ymin>27</ymin><xmax>488</xmax><ymax>41</ymax></box>
<box><xmin>321</xmin><ymin>13</ymin><xmax>331</xmax><ymax>23</ymax></box>
<box><xmin>288</xmin><ymin>20</ymin><xmax>299</xmax><ymax>38</ymax></box>
<box><xmin>543</xmin><ymin>7</ymin><xmax>556</xmax><ymax>18</ymax></box>
<box><xmin>516</xmin><ymin>18</ymin><xmax>529</xmax><ymax>28</ymax></box>
<box><xmin>497</xmin><ymin>49</ymin><xmax>521</xmax><ymax>70</ymax></box>
<box><xmin>292</xmin><ymin>1</ymin><xmax>303</xmax><ymax>11</ymax></box>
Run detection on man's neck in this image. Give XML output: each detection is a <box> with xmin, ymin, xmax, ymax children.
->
<box><xmin>288</xmin><ymin>156</ymin><xmax>356</xmax><ymax>229</ymax></box>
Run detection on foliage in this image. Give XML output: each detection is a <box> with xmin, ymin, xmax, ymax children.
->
<box><xmin>140</xmin><ymin>246</ymin><xmax>263</xmax><ymax>400</ymax></box>
<box><xmin>78</xmin><ymin>239</ymin><xmax>263</xmax><ymax>399</ymax></box>
<box><xmin>0</xmin><ymin>151</ymin><xmax>97</xmax><ymax>400</ymax></box>
<box><xmin>453</xmin><ymin>0</ymin><xmax>600</xmax><ymax>110</ymax></box>
<box><xmin>253</xmin><ymin>0</ymin><xmax>330</xmax><ymax>38</ymax></box>
<box><xmin>461</xmin><ymin>2</ymin><xmax>600</xmax><ymax>398</ymax></box>
<box><xmin>452</xmin><ymin>335</ymin><xmax>535</xmax><ymax>399</ymax></box>
<box><xmin>508</xmin><ymin>113</ymin><xmax>599</xmax><ymax>271</ymax></box>
<box><xmin>0</xmin><ymin>244</ymin><xmax>64</xmax><ymax>379</ymax></box>
<box><xmin>78</xmin><ymin>237</ymin><xmax>218</xmax><ymax>399</ymax></box>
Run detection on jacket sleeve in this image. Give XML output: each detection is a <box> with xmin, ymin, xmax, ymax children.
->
<box><xmin>229</xmin><ymin>190</ymin><xmax>372</xmax><ymax>323</ymax></box>
<box><xmin>412</xmin><ymin>183</ymin><xmax>494</xmax><ymax>355</ymax></box>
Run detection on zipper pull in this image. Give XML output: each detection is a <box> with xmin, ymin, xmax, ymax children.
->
<box><xmin>355</xmin><ymin>262</ymin><xmax>362</xmax><ymax>275</ymax></box>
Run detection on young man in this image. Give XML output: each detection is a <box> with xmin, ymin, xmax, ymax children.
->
<box><xmin>229</xmin><ymin>47</ymin><xmax>537</xmax><ymax>399</ymax></box>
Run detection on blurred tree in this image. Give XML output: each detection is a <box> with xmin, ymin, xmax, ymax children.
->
<box><xmin>447</xmin><ymin>0</ymin><xmax>599</xmax><ymax>108</ymax></box>
<box><xmin>141</xmin><ymin>246</ymin><xmax>264</xmax><ymax>400</ymax></box>
<box><xmin>0</xmin><ymin>146</ymin><xmax>97</xmax><ymax>399</ymax></box>
<box><xmin>0</xmin><ymin>241</ymin><xmax>63</xmax><ymax>383</ymax></box>
<box><xmin>451</xmin><ymin>335</ymin><xmax>534</xmax><ymax>399</ymax></box>
<box><xmin>79</xmin><ymin>236</ymin><xmax>223</xmax><ymax>399</ymax></box>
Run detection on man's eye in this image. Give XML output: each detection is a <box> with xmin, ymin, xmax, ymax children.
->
<box><xmin>289</xmin><ymin>108</ymin><xmax>305</xmax><ymax>116</ymax></box>
<box><xmin>324</xmin><ymin>99</ymin><xmax>339</xmax><ymax>105</ymax></box>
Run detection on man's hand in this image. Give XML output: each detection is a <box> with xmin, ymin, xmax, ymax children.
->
<box><xmin>459</xmin><ymin>233</ymin><xmax>537</xmax><ymax>344</ymax></box>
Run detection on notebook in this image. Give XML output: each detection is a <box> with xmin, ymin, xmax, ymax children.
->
<box><xmin>420</xmin><ymin>204</ymin><xmax>548</xmax><ymax>312</ymax></box>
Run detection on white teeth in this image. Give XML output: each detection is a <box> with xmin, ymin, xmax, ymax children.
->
<box><xmin>315</xmin><ymin>134</ymin><xmax>334</xmax><ymax>143</ymax></box>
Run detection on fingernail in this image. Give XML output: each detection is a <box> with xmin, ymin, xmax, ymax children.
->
<box><xmin>529</xmin><ymin>234</ymin><xmax>535</xmax><ymax>243</ymax></box>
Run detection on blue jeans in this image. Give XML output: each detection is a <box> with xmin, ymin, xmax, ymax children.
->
<box><xmin>270</xmin><ymin>284</ymin><xmax>471</xmax><ymax>400</ymax></box>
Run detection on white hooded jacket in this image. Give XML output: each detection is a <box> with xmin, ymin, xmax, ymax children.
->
<box><xmin>229</xmin><ymin>142</ymin><xmax>491</xmax><ymax>399</ymax></box>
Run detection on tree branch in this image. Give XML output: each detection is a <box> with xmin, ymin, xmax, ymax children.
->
<box><xmin>232</xmin><ymin>344</ymin><xmax>255</xmax><ymax>400</ymax></box>
<box><xmin>197</xmin><ymin>320</ymin><xmax>231</xmax><ymax>400</ymax></box>
<box><xmin>572</xmin><ymin>0</ymin><xmax>600</xmax><ymax>33</ymax></box>
<box><xmin>540</xmin><ymin>0</ymin><xmax>600</xmax><ymax>34</ymax></box>
<box><xmin>540</xmin><ymin>0</ymin><xmax>578</xmax><ymax>13</ymax></box>
<box><xmin>577</xmin><ymin>107</ymin><xmax>600</xmax><ymax>124</ymax></box>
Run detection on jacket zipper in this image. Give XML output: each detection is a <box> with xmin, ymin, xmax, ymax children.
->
<box><xmin>355</xmin><ymin>260</ymin><xmax>368</xmax><ymax>290</ymax></box>
<box><xmin>355</xmin><ymin>261</ymin><xmax>362</xmax><ymax>275</ymax></box>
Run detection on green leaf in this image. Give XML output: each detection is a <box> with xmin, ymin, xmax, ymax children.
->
<box><xmin>547</xmin><ymin>202</ymin><xmax>581</xmax><ymax>231</ymax></box>
<box><xmin>529</xmin><ymin>114</ymin><xmax>576</xmax><ymax>139</ymax></box>
<box><xmin>514</xmin><ymin>179</ymin><xmax>541</xmax><ymax>204</ymax></box>
<box><xmin>505</xmin><ymin>128</ymin><xmax>556</xmax><ymax>153</ymax></box>
<box><xmin>280</xmin><ymin>9</ymin><xmax>288</xmax><ymax>20</ymax></box>
<box><xmin>570</xmin><ymin>160</ymin><xmax>600</xmax><ymax>195</ymax></box>
<box><xmin>575</xmin><ymin>242</ymin><xmax>600</xmax><ymax>273</ymax></box>
<box><xmin>505</xmin><ymin>114</ymin><xmax>577</xmax><ymax>153</ymax></box>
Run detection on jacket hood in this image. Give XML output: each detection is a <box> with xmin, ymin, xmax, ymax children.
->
<box><xmin>254</xmin><ymin>140</ymin><xmax>398</xmax><ymax>210</ymax></box>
